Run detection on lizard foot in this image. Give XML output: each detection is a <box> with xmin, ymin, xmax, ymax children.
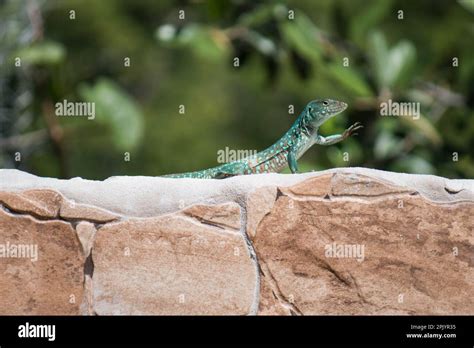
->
<box><xmin>214</xmin><ymin>171</ymin><xmax>239</xmax><ymax>179</ymax></box>
<box><xmin>344</xmin><ymin>122</ymin><xmax>363</xmax><ymax>138</ymax></box>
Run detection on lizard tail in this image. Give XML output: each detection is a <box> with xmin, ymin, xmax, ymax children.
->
<box><xmin>162</xmin><ymin>168</ymin><xmax>218</xmax><ymax>179</ymax></box>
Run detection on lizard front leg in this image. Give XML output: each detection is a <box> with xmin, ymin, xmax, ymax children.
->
<box><xmin>314</xmin><ymin>122</ymin><xmax>363</xmax><ymax>146</ymax></box>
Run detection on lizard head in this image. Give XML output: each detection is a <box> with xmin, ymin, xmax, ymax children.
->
<box><xmin>303</xmin><ymin>99</ymin><xmax>348</xmax><ymax>128</ymax></box>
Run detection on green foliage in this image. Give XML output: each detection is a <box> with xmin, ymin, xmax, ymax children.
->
<box><xmin>349</xmin><ymin>0</ymin><xmax>394</xmax><ymax>45</ymax></box>
<box><xmin>78</xmin><ymin>78</ymin><xmax>144</xmax><ymax>150</ymax></box>
<box><xmin>1</xmin><ymin>0</ymin><xmax>473</xmax><ymax>180</ymax></box>
<box><xmin>326</xmin><ymin>63</ymin><xmax>373</xmax><ymax>97</ymax></box>
<box><xmin>238</xmin><ymin>3</ymin><xmax>282</xmax><ymax>27</ymax></box>
<box><xmin>374</xmin><ymin>130</ymin><xmax>403</xmax><ymax>161</ymax></box>
<box><xmin>14</xmin><ymin>41</ymin><xmax>66</xmax><ymax>66</ymax></box>
<box><xmin>279</xmin><ymin>12</ymin><xmax>322</xmax><ymax>61</ymax></box>
<box><xmin>369</xmin><ymin>31</ymin><xmax>416</xmax><ymax>90</ymax></box>
<box><xmin>156</xmin><ymin>24</ymin><xmax>228</xmax><ymax>60</ymax></box>
<box><xmin>458</xmin><ymin>0</ymin><xmax>474</xmax><ymax>13</ymax></box>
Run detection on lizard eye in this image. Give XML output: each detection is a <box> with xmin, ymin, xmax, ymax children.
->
<box><xmin>323</xmin><ymin>100</ymin><xmax>329</xmax><ymax>106</ymax></box>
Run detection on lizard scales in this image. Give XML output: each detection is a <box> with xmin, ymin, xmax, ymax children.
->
<box><xmin>165</xmin><ymin>99</ymin><xmax>362</xmax><ymax>179</ymax></box>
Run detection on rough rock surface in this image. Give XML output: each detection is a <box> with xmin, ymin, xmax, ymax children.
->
<box><xmin>0</xmin><ymin>168</ymin><xmax>472</xmax><ymax>315</ymax></box>
<box><xmin>93</xmin><ymin>203</ymin><xmax>255</xmax><ymax>315</ymax></box>
<box><xmin>251</xmin><ymin>174</ymin><xmax>474</xmax><ymax>315</ymax></box>
<box><xmin>0</xmin><ymin>201</ymin><xmax>84</xmax><ymax>314</ymax></box>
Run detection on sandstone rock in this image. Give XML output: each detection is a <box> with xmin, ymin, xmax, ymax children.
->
<box><xmin>248</xmin><ymin>174</ymin><xmax>474</xmax><ymax>315</ymax></box>
<box><xmin>181</xmin><ymin>202</ymin><xmax>241</xmax><ymax>231</ymax></box>
<box><xmin>0</xmin><ymin>188</ymin><xmax>118</xmax><ymax>223</ymax></box>
<box><xmin>60</xmin><ymin>200</ymin><xmax>118</xmax><ymax>223</ymax></box>
<box><xmin>284</xmin><ymin>173</ymin><xmax>332</xmax><ymax>197</ymax></box>
<box><xmin>81</xmin><ymin>274</ymin><xmax>95</xmax><ymax>316</ymax></box>
<box><xmin>0</xmin><ymin>189</ymin><xmax>62</xmax><ymax>218</ymax></box>
<box><xmin>0</xmin><ymin>208</ymin><xmax>84</xmax><ymax>314</ymax></box>
<box><xmin>76</xmin><ymin>221</ymin><xmax>96</xmax><ymax>257</ymax></box>
<box><xmin>330</xmin><ymin>173</ymin><xmax>416</xmax><ymax>197</ymax></box>
<box><xmin>246</xmin><ymin>186</ymin><xmax>277</xmax><ymax>238</ymax></box>
<box><xmin>92</xmin><ymin>203</ymin><xmax>256</xmax><ymax>315</ymax></box>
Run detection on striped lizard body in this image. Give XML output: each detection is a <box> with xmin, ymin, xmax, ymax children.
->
<box><xmin>164</xmin><ymin>99</ymin><xmax>362</xmax><ymax>179</ymax></box>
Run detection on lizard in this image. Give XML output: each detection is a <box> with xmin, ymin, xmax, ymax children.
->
<box><xmin>164</xmin><ymin>99</ymin><xmax>362</xmax><ymax>179</ymax></box>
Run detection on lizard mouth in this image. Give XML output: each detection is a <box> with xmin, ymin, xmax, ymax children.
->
<box><xmin>330</xmin><ymin>101</ymin><xmax>348</xmax><ymax>115</ymax></box>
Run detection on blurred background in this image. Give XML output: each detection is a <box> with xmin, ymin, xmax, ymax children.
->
<box><xmin>0</xmin><ymin>0</ymin><xmax>473</xmax><ymax>180</ymax></box>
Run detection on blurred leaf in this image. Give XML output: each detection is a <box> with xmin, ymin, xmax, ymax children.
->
<box><xmin>369</xmin><ymin>31</ymin><xmax>389</xmax><ymax>89</ymax></box>
<box><xmin>78</xmin><ymin>78</ymin><xmax>144</xmax><ymax>150</ymax></box>
<box><xmin>400</xmin><ymin>114</ymin><xmax>442</xmax><ymax>146</ymax></box>
<box><xmin>374</xmin><ymin>131</ymin><xmax>404</xmax><ymax>160</ymax></box>
<box><xmin>326</xmin><ymin>63</ymin><xmax>373</xmax><ymax>97</ymax></box>
<box><xmin>14</xmin><ymin>41</ymin><xmax>65</xmax><ymax>65</ymax></box>
<box><xmin>237</xmin><ymin>3</ymin><xmax>280</xmax><ymax>27</ymax></box>
<box><xmin>387</xmin><ymin>41</ymin><xmax>416</xmax><ymax>89</ymax></box>
<box><xmin>245</xmin><ymin>30</ymin><xmax>277</xmax><ymax>56</ymax></box>
<box><xmin>405</xmin><ymin>88</ymin><xmax>434</xmax><ymax>105</ymax></box>
<box><xmin>156</xmin><ymin>24</ymin><xmax>228</xmax><ymax>60</ymax></box>
<box><xmin>179</xmin><ymin>25</ymin><xmax>226</xmax><ymax>59</ymax></box>
<box><xmin>458</xmin><ymin>0</ymin><xmax>474</xmax><ymax>13</ymax></box>
<box><xmin>369</xmin><ymin>32</ymin><xmax>416</xmax><ymax>90</ymax></box>
<box><xmin>350</xmin><ymin>0</ymin><xmax>393</xmax><ymax>44</ymax></box>
<box><xmin>279</xmin><ymin>13</ymin><xmax>321</xmax><ymax>61</ymax></box>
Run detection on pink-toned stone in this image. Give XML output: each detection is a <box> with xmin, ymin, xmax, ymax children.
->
<box><xmin>0</xmin><ymin>209</ymin><xmax>84</xmax><ymax>314</ymax></box>
<box><xmin>182</xmin><ymin>202</ymin><xmax>241</xmax><ymax>231</ymax></box>
<box><xmin>0</xmin><ymin>170</ymin><xmax>472</xmax><ymax>316</ymax></box>
<box><xmin>331</xmin><ymin>173</ymin><xmax>415</xmax><ymax>197</ymax></box>
<box><xmin>283</xmin><ymin>173</ymin><xmax>333</xmax><ymax>197</ymax></box>
<box><xmin>250</xmin><ymin>175</ymin><xmax>474</xmax><ymax>315</ymax></box>
<box><xmin>0</xmin><ymin>189</ymin><xmax>62</xmax><ymax>218</ymax></box>
<box><xmin>60</xmin><ymin>200</ymin><xmax>118</xmax><ymax>223</ymax></box>
<box><xmin>246</xmin><ymin>186</ymin><xmax>277</xmax><ymax>238</ymax></box>
<box><xmin>92</xmin><ymin>203</ymin><xmax>256</xmax><ymax>315</ymax></box>
<box><xmin>80</xmin><ymin>275</ymin><xmax>94</xmax><ymax>315</ymax></box>
<box><xmin>76</xmin><ymin>221</ymin><xmax>96</xmax><ymax>257</ymax></box>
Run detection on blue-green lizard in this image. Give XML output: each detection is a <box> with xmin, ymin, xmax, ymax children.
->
<box><xmin>165</xmin><ymin>99</ymin><xmax>362</xmax><ymax>179</ymax></box>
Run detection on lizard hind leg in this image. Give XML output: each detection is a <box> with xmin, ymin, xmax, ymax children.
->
<box><xmin>287</xmin><ymin>149</ymin><xmax>299</xmax><ymax>174</ymax></box>
<box><xmin>212</xmin><ymin>162</ymin><xmax>249</xmax><ymax>179</ymax></box>
<box><xmin>214</xmin><ymin>172</ymin><xmax>238</xmax><ymax>179</ymax></box>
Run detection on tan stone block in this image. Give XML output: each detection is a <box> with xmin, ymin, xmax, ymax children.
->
<box><xmin>331</xmin><ymin>173</ymin><xmax>415</xmax><ymax>197</ymax></box>
<box><xmin>0</xmin><ymin>189</ymin><xmax>62</xmax><ymax>218</ymax></box>
<box><xmin>0</xmin><ymin>209</ymin><xmax>84</xmax><ymax>314</ymax></box>
<box><xmin>181</xmin><ymin>202</ymin><xmax>241</xmax><ymax>231</ymax></box>
<box><xmin>76</xmin><ymin>221</ymin><xmax>96</xmax><ymax>257</ymax></box>
<box><xmin>60</xmin><ymin>200</ymin><xmax>118</xmax><ymax>223</ymax></box>
<box><xmin>246</xmin><ymin>186</ymin><xmax>277</xmax><ymax>238</ymax></box>
<box><xmin>92</xmin><ymin>204</ymin><xmax>256</xmax><ymax>315</ymax></box>
<box><xmin>250</xmin><ymin>177</ymin><xmax>474</xmax><ymax>315</ymax></box>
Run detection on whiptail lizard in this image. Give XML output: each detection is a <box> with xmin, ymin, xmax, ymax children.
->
<box><xmin>165</xmin><ymin>99</ymin><xmax>362</xmax><ymax>179</ymax></box>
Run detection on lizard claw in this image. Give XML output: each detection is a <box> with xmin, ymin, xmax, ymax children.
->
<box><xmin>344</xmin><ymin>122</ymin><xmax>363</xmax><ymax>138</ymax></box>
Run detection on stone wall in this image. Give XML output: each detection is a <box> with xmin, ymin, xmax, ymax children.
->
<box><xmin>0</xmin><ymin>168</ymin><xmax>472</xmax><ymax>315</ymax></box>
